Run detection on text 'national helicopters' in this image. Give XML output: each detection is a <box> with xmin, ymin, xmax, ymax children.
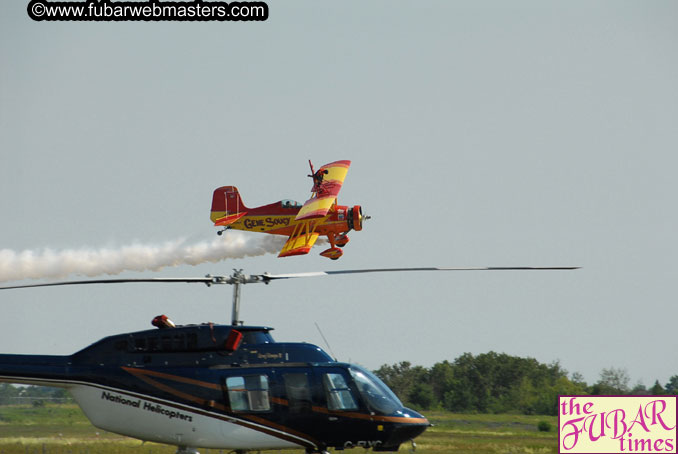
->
<box><xmin>0</xmin><ymin>266</ymin><xmax>578</xmax><ymax>454</ymax></box>
<box><xmin>210</xmin><ymin>160</ymin><xmax>368</xmax><ymax>260</ymax></box>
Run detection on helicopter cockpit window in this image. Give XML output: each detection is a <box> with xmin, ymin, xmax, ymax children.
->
<box><xmin>284</xmin><ymin>373</ymin><xmax>312</xmax><ymax>413</ymax></box>
<box><xmin>323</xmin><ymin>372</ymin><xmax>358</xmax><ymax>411</ymax></box>
<box><xmin>226</xmin><ymin>375</ymin><xmax>270</xmax><ymax>412</ymax></box>
<box><xmin>349</xmin><ymin>366</ymin><xmax>403</xmax><ymax>415</ymax></box>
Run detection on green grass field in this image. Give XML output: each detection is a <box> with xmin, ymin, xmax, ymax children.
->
<box><xmin>0</xmin><ymin>405</ymin><xmax>558</xmax><ymax>454</ymax></box>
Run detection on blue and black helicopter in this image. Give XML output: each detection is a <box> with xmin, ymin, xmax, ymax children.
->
<box><xmin>0</xmin><ymin>267</ymin><xmax>576</xmax><ymax>454</ymax></box>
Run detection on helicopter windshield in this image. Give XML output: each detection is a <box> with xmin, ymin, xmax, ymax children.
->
<box><xmin>349</xmin><ymin>365</ymin><xmax>403</xmax><ymax>415</ymax></box>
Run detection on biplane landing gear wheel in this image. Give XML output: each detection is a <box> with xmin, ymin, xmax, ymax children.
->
<box><xmin>335</xmin><ymin>234</ymin><xmax>349</xmax><ymax>248</ymax></box>
<box><xmin>217</xmin><ymin>230</ymin><xmax>223</xmax><ymax>236</ymax></box>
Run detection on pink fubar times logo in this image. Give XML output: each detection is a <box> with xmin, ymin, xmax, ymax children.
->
<box><xmin>559</xmin><ymin>396</ymin><xmax>677</xmax><ymax>453</ymax></box>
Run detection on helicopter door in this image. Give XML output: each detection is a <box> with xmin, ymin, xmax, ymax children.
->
<box><xmin>275</xmin><ymin>370</ymin><xmax>316</xmax><ymax>433</ymax></box>
<box><xmin>282</xmin><ymin>372</ymin><xmax>313</xmax><ymax>415</ymax></box>
<box><xmin>311</xmin><ymin>367</ymin><xmax>376</xmax><ymax>449</ymax></box>
<box><xmin>323</xmin><ymin>372</ymin><xmax>359</xmax><ymax>411</ymax></box>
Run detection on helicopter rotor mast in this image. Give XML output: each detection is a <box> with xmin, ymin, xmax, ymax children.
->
<box><xmin>0</xmin><ymin>266</ymin><xmax>579</xmax><ymax>326</ymax></box>
<box><xmin>200</xmin><ymin>270</ymin><xmax>269</xmax><ymax>326</ymax></box>
<box><xmin>225</xmin><ymin>269</ymin><xmax>268</xmax><ymax>326</ymax></box>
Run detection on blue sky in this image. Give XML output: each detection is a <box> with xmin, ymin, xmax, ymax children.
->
<box><xmin>1</xmin><ymin>1</ymin><xmax>677</xmax><ymax>388</ymax></box>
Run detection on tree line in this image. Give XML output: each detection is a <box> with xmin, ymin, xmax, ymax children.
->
<box><xmin>0</xmin><ymin>383</ymin><xmax>71</xmax><ymax>406</ymax></box>
<box><xmin>373</xmin><ymin>352</ymin><xmax>678</xmax><ymax>415</ymax></box>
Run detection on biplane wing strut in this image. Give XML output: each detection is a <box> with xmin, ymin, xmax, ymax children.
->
<box><xmin>278</xmin><ymin>220</ymin><xmax>320</xmax><ymax>257</ymax></box>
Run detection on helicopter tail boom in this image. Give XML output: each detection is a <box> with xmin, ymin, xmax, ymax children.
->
<box><xmin>0</xmin><ymin>353</ymin><xmax>73</xmax><ymax>388</ymax></box>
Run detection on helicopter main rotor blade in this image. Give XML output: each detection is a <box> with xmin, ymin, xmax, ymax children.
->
<box><xmin>0</xmin><ymin>266</ymin><xmax>579</xmax><ymax>290</ymax></box>
<box><xmin>259</xmin><ymin>266</ymin><xmax>580</xmax><ymax>281</ymax></box>
<box><xmin>0</xmin><ymin>277</ymin><xmax>217</xmax><ymax>290</ymax></box>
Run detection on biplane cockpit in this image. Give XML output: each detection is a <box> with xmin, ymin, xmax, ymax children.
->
<box><xmin>281</xmin><ymin>199</ymin><xmax>302</xmax><ymax>209</ymax></box>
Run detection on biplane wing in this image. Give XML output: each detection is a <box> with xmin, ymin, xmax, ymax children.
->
<box><xmin>295</xmin><ymin>160</ymin><xmax>351</xmax><ymax>221</ymax></box>
<box><xmin>278</xmin><ymin>222</ymin><xmax>320</xmax><ymax>257</ymax></box>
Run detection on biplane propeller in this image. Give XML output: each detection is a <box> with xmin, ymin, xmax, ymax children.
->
<box><xmin>210</xmin><ymin>160</ymin><xmax>368</xmax><ymax>260</ymax></box>
<box><xmin>0</xmin><ymin>266</ymin><xmax>578</xmax><ymax>454</ymax></box>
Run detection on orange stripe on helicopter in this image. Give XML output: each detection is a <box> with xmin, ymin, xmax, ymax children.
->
<box><xmin>312</xmin><ymin>405</ymin><xmax>430</xmax><ymax>425</ymax></box>
<box><xmin>121</xmin><ymin>367</ymin><xmax>220</xmax><ymax>390</ymax></box>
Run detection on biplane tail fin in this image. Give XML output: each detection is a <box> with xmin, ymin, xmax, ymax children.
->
<box><xmin>210</xmin><ymin>186</ymin><xmax>249</xmax><ymax>223</ymax></box>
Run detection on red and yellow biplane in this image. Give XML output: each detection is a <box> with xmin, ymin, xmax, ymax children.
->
<box><xmin>210</xmin><ymin>160</ymin><xmax>367</xmax><ymax>260</ymax></box>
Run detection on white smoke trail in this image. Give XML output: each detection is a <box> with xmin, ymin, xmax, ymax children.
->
<box><xmin>0</xmin><ymin>232</ymin><xmax>287</xmax><ymax>283</ymax></box>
